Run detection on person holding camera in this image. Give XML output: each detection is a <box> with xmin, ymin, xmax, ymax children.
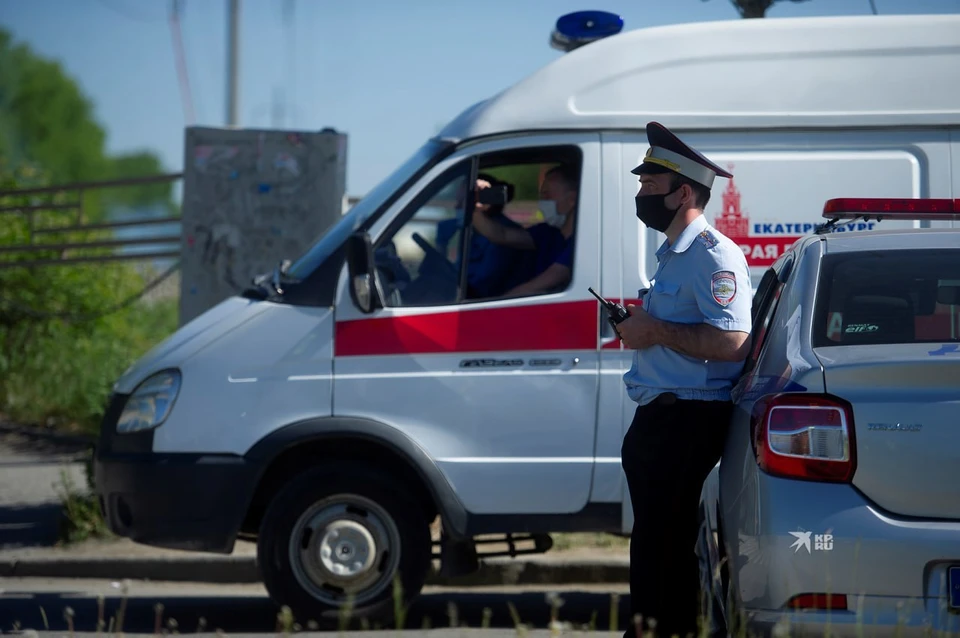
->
<box><xmin>437</xmin><ymin>174</ymin><xmax>535</xmax><ymax>299</ymax></box>
<box><xmin>471</xmin><ymin>164</ymin><xmax>578</xmax><ymax>297</ymax></box>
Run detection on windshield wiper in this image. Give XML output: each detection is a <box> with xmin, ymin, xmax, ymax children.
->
<box><xmin>247</xmin><ymin>259</ymin><xmax>296</xmax><ymax>299</ymax></box>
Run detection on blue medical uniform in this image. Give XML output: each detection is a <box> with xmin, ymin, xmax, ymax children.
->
<box><xmin>526</xmin><ymin>223</ymin><xmax>573</xmax><ymax>276</ymax></box>
<box><xmin>436</xmin><ymin>216</ymin><xmax>537</xmax><ymax>298</ymax></box>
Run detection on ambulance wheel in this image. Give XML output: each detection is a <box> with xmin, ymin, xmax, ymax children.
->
<box><xmin>256</xmin><ymin>464</ymin><xmax>432</xmax><ymax>629</ymax></box>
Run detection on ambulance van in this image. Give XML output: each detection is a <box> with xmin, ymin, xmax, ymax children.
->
<box><xmin>94</xmin><ymin>12</ymin><xmax>960</xmax><ymax>626</ymax></box>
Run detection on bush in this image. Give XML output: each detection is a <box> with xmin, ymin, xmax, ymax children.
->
<box><xmin>0</xmin><ymin>163</ymin><xmax>179</xmax><ymax>436</ymax></box>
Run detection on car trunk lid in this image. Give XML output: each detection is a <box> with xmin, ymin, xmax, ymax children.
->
<box><xmin>816</xmin><ymin>344</ymin><xmax>960</xmax><ymax>520</ymax></box>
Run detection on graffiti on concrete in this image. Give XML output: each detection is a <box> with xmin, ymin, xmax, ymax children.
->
<box><xmin>189</xmin><ymin>222</ymin><xmax>242</xmax><ymax>290</ymax></box>
<box><xmin>179</xmin><ymin>127</ymin><xmax>348</xmax><ymax>325</ymax></box>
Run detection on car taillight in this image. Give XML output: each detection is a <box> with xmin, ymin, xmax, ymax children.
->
<box><xmin>751</xmin><ymin>394</ymin><xmax>857</xmax><ymax>482</ymax></box>
<box><xmin>786</xmin><ymin>593</ymin><xmax>848</xmax><ymax>610</ymax></box>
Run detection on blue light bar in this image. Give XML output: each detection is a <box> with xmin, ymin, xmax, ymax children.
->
<box><xmin>550</xmin><ymin>11</ymin><xmax>624</xmax><ymax>53</ymax></box>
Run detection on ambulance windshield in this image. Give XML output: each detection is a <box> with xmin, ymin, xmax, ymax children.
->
<box><xmin>286</xmin><ymin>138</ymin><xmax>452</xmax><ymax>279</ymax></box>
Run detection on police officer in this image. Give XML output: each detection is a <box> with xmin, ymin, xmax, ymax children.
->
<box><xmin>615</xmin><ymin>122</ymin><xmax>752</xmax><ymax>638</ymax></box>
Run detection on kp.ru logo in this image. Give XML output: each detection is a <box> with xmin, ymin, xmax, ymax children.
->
<box><xmin>789</xmin><ymin>530</ymin><xmax>834</xmax><ymax>554</ymax></box>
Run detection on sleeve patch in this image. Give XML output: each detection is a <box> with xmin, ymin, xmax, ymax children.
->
<box><xmin>711</xmin><ymin>270</ymin><xmax>737</xmax><ymax>306</ymax></box>
<box><xmin>696</xmin><ymin>230</ymin><xmax>719</xmax><ymax>249</ymax></box>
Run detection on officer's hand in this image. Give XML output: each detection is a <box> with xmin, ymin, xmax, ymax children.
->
<box><xmin>617</xmin><ymin>304</ymin><xmax>660</xmax><ymax>350</ymax></box>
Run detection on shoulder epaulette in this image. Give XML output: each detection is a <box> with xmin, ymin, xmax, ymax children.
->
<box><xmin>696</xmin><ymin>229</ymin><xmax>719</xmax><ymax>250</ymax></box>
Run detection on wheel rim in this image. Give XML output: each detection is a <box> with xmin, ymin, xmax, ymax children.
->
<box><xmin>288</xmin><ymin>494</ymin><xmax>402</xmax><ymax>607</ymax></box>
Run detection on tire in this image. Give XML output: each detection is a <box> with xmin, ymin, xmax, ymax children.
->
<box><xmin>697</xmin><ymin>506</ymin><xmax>727</xmax><ymax>638</ymax></box>
<box><xmin>256</xmin><ymin>463</ymin><xmax>432</xmax><ymax>629</ymax></box>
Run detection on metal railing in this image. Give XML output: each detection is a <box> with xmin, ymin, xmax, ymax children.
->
<box><xmin>0</xmin><ymin>172</ymin><xmax>185</xmax><ymax>269</ymax></box>
<box><xmin>0</xmin><ymin>172</ymin><xmax>370</xmax><ymax>270</ymax></box>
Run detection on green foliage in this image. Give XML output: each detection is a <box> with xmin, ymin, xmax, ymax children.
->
<box><xmin>0</xmin><ymin>164</ymin><xmax>179</xmax><ymax>435</ymax></box>
<box><xmin>0</xmin><ymin>29</ymin><xmax>108</xmax><ymax>184</ymax></box>
<box><xmin>106</xmin><ymin>150</ymin><xmax>179</xmax><ymax>216</ymax></box>
<box><xmin>56</xmin><ymin>465</ymin><xmax>111</xmax><ymax>544</ymax></box>
<box><xmin>0</xmin><ymin>26</ymin><xmax>181</xmax><ymax>434</ymax></box>
<box><xmin>0</xmin><ymin>26</ymin><xmax>174</xmax><ymax>223</ymax></box>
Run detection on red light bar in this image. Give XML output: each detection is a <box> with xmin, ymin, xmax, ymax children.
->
<box><xmin>822</xmin><ymin>198</ymin><xmax>960</xmax><ymax>220</ymax></box>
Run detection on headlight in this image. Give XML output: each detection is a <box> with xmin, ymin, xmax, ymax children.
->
<box><xmin>116</xmin><ymin>370</ymin><xmax>181</xmax><ymax>434</ymax></box>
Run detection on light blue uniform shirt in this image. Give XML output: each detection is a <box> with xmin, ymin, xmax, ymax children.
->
<box><xmin>623</xmin><ymin>214</ymin><xmax>753</xmax><ymax>406</ymax></box>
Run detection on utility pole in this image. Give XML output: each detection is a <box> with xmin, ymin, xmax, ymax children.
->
<box><xmin>272</xmin><ymin>86</ymin><xmax>285</xmax><ymax>128</ymax></box>
<box><xmin>226</xmin><ymin>0</ymin><xmax>240</xmax><ymax>126</ymax></box>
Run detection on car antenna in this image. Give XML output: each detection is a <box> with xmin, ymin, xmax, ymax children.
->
<box><xmin>814</xmin><ymin>214</ymin><xmax>877</xmax><ymax>235</ymax></box>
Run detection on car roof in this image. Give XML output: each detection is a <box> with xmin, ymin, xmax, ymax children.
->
<box><xmin>810</xmin><ymin>227</ymin><xmax>960</xmax><ymax>255</ymax></box>
<box><xmin>438</xmin><ymin>13</ymin><xmax>960</xmax><ymax>142</ymax></box>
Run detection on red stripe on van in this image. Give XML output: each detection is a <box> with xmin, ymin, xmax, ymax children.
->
<box><xmin>334</xmin><ymin>300</ymin><xmax>599</xmax><ymax>356</ymax></box>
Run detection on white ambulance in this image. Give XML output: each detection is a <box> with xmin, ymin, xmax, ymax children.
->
<box><xmin>94</xmin><ymin>11</ymin><xmax>960</xmax><ymax>627</ymax></box>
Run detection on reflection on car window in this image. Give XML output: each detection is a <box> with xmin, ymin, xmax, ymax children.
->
<box><xmin>286</xmin><ymin>139</ymin><xmax>450</xmax><ymax>280</ymax></box>
<box><xmin>814</xmin><ymin>249</ymin><xmax>960</xmax><ymax>347</ymax></box>
<box><xmin>374</xmin><ymin>166</ymin><xmax>470</xmax><ymax>307</ymax></box>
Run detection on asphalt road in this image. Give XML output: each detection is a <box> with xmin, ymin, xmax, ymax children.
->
<box><xmin>0</xmin><ymin>578</ymin><xmax>632</xmax><ymax>636</ymax></box>
<box><xmin>0</xmin><ymin>426</ymin><xmax>91</xmax><ymax>551</ymax></box>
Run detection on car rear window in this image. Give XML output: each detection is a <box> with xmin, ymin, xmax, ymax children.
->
<box><xmin>813</xmin><ymin>248</ymin><xmax>960</xmax><ymax>347</ymax></box>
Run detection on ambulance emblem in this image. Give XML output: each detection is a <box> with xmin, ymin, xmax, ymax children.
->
<box><xmin>711</xmin><ymin>270</ymin><xmax>737</xmax><ymax>306</ymax></box>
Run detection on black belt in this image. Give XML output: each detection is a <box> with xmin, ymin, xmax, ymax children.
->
<box><xmin>654</xmin><ymin>392</ymin><xmax>677</xmax><ymax>406</ymax></box>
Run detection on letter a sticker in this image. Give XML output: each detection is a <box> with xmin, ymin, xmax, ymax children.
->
<box><xmin>712</xmin><ymin>270</ymin><xmax>737</xmax><ymax>307</ymax></box>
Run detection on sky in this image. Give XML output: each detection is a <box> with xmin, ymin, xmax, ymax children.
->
<box><xmin>3</xmin><ymin>0</ymin><xmax>960</xmax><ymax>198</ymax></box>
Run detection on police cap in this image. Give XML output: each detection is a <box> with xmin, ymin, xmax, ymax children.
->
<box><xmin>630</xmin><ymin>121</ymin><xmax>732</xmax><ymax>190</ymax></box>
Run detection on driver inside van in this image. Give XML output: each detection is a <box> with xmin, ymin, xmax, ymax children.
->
<box><xmin>471</xmin><ymin>164</ymin><xmax>578</xmax><ymax>297</ymax></box>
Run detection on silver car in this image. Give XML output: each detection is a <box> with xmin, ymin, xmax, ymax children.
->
<box><xmin>697</xmin><ymin>199</ymin><xmax>960</xmax><ymax>638</ymax></box>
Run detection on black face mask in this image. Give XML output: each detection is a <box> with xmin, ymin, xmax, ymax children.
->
<box><xmin>635</xmin><ymin>187</ymin><xmax>682</xmax><ymax>233</ymax></box>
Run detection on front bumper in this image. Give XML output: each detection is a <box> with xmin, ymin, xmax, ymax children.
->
<box><xmin>93</xmin><ymin>393</ymin><xmax>260</xmax><ymax>554</ymax></box>
<box><xmin>94</xmin><ymin>452</ymin><xmax>258</xmax><ymax>554</ymax></box>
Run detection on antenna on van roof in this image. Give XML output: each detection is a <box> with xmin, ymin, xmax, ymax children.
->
<box><xmin>550</xmin><ymin>11</ymin><xmax>624</xmax><ymax>53</ymax></box>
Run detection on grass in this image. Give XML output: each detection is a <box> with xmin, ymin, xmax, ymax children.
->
<box><xmin>552</xmin><ymin>532</ymin><xmax>631</xmax><ymax>551</ymax></box>
<box><xmin>0</xmin><ymin>275</ymin><xmax>180</xmax><ymax>438</ymax></box>
<box><xmin>10</xmin><ymin>580</ymin><xmax>661</xmax><ymax>638</ymax></box>
<box><xmin>10</xmin><ymin>572</ymin><xmax>956</xmax><ymax>638</ymax></box>
<box><xmin>55</xmin><ymin>457</ymin><xmax>113</xmax><ymax>545</ymax></box>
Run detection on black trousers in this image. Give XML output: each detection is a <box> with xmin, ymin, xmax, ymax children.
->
<box><xmin>620</xmin><ymin>393</ymin><xmax>732</xmax><ymax>638</ymax></box>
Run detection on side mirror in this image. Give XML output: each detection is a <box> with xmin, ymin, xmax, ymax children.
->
<box><xmin>345</xmin><ymin>231</ymin><xmax>381</xmax><ymax>314</ymax></box>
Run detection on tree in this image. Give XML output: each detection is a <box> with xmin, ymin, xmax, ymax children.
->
<box><xmin>703</xmin><ymin>0</ymin><xmax>813</xmax><ymax>19</ymax></box>
<box><xmin>0</xmin><ymin>162</ymin><xmax>179</xmax><ymax>434</ymax></box>
<box><xmin>0</xmin><ymin>28</ymin><xmax>181</xmax><ymax>434</ymax></box>
<box><xmin>0</xmin><ymin>27</ymin><xmax>173</xmax><ymax>221</ymax></box>
<box><xmin>105</xmin><ymin>150</ymin><xmax>179</xmax><ymax>216</ymax></box>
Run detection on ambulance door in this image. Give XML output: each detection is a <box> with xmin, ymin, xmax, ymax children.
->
<box><xmin>595</xmin><ymin>133</ymin><xmax>656</xmax><ymax>533</ymax></box>
<box><xmin>952</xmin><ymin>128</ymin><xmax>960</xmax><ymax>213</ymax></box>
<box><xmin>333</xmin><ymin>133</ymin><xmax>604</xmax><ymax>520</ymax></box>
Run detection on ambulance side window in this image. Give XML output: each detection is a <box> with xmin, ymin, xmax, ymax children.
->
<box><xmin>372</xmin><ymin>162</ymin><xmax>472</xmax><ymax>307</ymax></box>
<box><xmin>373</xmin><ymin>145</ymin><xmax>582</xmax><ymax>308</ymax></box>
<box><xmin>463</xmin><ymin>146</ymin><xmax>583</xmax><ymax>302</ymax></box>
